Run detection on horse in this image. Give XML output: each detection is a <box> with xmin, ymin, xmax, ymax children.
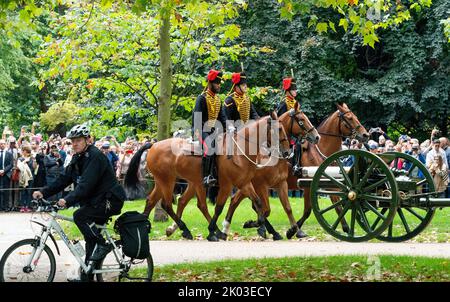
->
<box><xmin>163</xmin><ymin>106</ymin><xmax>319</xmax><ymax>240</ymax></box>
<box><xmin>220</xmin><ymin>104</ymin><xmax>321</xmax><ymax>240</ymax></box>
<box><xmin>125</xmin><ymin>114</ymin><xmax>292</xmax><ymax>241</ymax></box>
<box><xmin>224</xmin><ymin>102</ymin><xmax>369</xmax><ymax>239</ymax></box>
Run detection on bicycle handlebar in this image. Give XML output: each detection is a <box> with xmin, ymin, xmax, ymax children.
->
<box><xmin>31</xmin><ymin>198</ymin><xmax>64</xmax><ymax>212</ymax></box>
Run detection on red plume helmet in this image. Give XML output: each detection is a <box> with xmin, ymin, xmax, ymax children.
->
<box><xmin>207</xmin><ymin>69</ymin><xmax>221</xmax><ymax>82</ymax></box>
<box><xmin>231</xmin><ymin>73</ymin><xmax>241</xmax><ymax>85</ymax></box>
<box><xmin>283</xmin><ymin>78</ymin><xmax>292</xmax><ymax>91</ymax></box>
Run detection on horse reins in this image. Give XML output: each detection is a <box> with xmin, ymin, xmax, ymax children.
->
<box><xmin>289</xmin><ymin>109</ymin><xmax>317</xmax><ymax>140</ymax></box>
<box><xmin>229</xmin><ymin>117</ymin><xmax>290</xmax><ymax>168</ymax></box>
<box><xmin>318</xmin><ymin>110</ymin><xmax>363</xmax><ymax>140</ymax></box>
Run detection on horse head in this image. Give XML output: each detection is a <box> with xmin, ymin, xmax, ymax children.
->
<box><xmin>336</xmin><ymin>102</ymin><xmax>369</xmax><ymax>143</ymax></box>
<box><xmin>267</xmin><ymin>112</ymin><xmax>291</xmax><ymax>159</ymax></box>
<box><xmin>279</xmin><ymin>102</ymin><xmax>320</xmax><ymax>144</ymax></box>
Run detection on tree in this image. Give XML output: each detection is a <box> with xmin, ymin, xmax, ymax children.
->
<box><xmin>35</xmin><ymin>2</ymin><xmax>246</xmax><ymax>139</ymax></box>
<box><xmin>278</xmin><ymin>0</ymin><xmax>436</xmax><ymax>48</ymax></box>
<box><xmin>40</xmin><ymin>101</ymin><xmax>81</xmax><ymax>135</ymax></box>
<box><xmin>234</xmin><ymin>0</ymin><xmax>449</xmax><ymax>140</ymax></box>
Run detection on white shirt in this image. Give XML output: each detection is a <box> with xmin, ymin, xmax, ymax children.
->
<box><xmin>426</xmin><ymin>148</ymin><xmax>448</xmax><ymax>168</ymax></box>
<box><xmin>0</xmin><ymin>150</ymin><xmax>4</xmax><ymax>169</ymax></box>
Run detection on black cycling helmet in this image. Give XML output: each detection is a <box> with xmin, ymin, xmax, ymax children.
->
<box><xmin>67</xmin><ymin>124</ymin><xmax>90</xmax><ymax>139</ymax></box>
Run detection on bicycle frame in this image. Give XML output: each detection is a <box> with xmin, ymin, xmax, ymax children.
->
<box><xmin>29</xmin><ymin>210</ymin><xmax>129</xmax><ymax>276</ymax></box>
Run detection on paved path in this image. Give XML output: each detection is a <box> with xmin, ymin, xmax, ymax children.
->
<box><xmin>1</xmin><ymin>213</ymin><xmax>449</xmax><ymax>281</ymax></box>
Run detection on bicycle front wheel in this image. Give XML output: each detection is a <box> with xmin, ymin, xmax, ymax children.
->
<box><xmin>0</xmin><ymin>239</ymin><xmax>56</xmax><ymax>282</ymax></box>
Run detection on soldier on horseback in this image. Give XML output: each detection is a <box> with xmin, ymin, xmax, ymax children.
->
<box><xmin>277</xmin><ymin>77</ymin><xmax>298</xmax><ymax>116</ymax></box>
<box><xmin>224</xmin><ymin>72</ymin><xmax>259</xmax><ymax>124</ymax></box>
<box><xmin>277</xmin><ymin>77</ymin><xmax>302</xmax><ymax>176</ymax></box>
<box><xmin>192</xmin><ymin>69</ymin><xmax>227</xmax><ymax>187</ymax></box>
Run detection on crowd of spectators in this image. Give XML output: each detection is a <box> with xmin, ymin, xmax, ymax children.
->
<box><xmin>342</xmin><ymin>128</ymin><xmax>450</xmax><ymax>198</ymax></box>
<box><xmin>0</xmin><ymin>124</ymin><xmax>151</xmax><ymax>213</ymax></box>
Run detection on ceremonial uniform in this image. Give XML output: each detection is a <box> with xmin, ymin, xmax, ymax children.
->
<box><xmin>191</xmin><ymin>70</ymin><xmax>226</xmax><ymax>186</ymax></box>
<box><xmin>277</xmin><ymin>77</ymin><xmax>302</xmax><ymax>176</ymax></box>
<box><xmin>277</xmin><ymin>77</ymin><xmax>298</xmax><ymax>116</ymax></box>
<box><xmin>224</xmin><ymin>72</ymin><xmax>259</xmax><ymax>123</ymax></box>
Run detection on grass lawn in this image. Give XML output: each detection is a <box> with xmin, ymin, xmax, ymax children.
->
<box><xmin>147</xmin><ymin>255</ymin><xmax>449</xmax><ymax>282</ymax></box>
<box><xmin>59</xmin><ymin>196</ymin><xmax>449</xmax><ymax>243</ymax></box>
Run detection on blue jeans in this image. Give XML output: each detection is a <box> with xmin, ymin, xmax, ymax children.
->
<box><xmin>20</xmin><ymin>180</ymin><xmax>33</xmax><ymax>208</ymax></box>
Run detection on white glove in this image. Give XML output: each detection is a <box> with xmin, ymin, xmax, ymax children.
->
<box><xmin>227</xmin><ymin>125</ymin><xmax>236</xmax><ymax>133</ymax></box>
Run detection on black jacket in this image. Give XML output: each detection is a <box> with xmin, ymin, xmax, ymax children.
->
<box><xmin>42</xmin><ymin>145</ymin><xmax>126</xmax><ymax>208</ymax></box>
<box><xmin>224</xmin><ymin>95</ymin><xmax>259</xmax><ymax>122</ymax></box>
<box><xmin>44</xmin><ymin>154</ymin><xmax>64</xmax><ymax>178</ymax></box>
<box><xmin>276</xmin><ymin>102</ymin><xmax>290</xmax><ymax>116</ymax></box>
<box><xmin>191</xmin><ymin>93</ymin><xmax>227</xmax><ymax>137</ymax></box>
<box><xmin>0</xmin><ymin>150</ymin><xmax>14</xmax><ymax>178</ymax></box>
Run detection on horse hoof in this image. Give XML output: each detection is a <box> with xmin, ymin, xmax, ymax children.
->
<box><xmin>286</xmin><ymin>227</ymin><xmax>297</xmax><ymax>239</ymax></box>
<box><xmin>273</xmin><ymin>233</ymin><xmax>283</xmax><ymax>241</ymax></box>
<box><xmin>207</xmin><ymin>234</ymin><xmax>219</xmax><ymax>242</ymax></box>
<box><xmin>182</xmin><ymin>231</ymin><xmax>193</xmax><ymax>240</ymax></box>
<box><xmin>296</xmin><ymin>229</ymin><xmax>308</xmax><ymax>238</ymax></box>
<box><xmin>243</xmin><ymin>220</ymin><xmax>258</xmax><ymax>229</ymax></box>
<box><xmin>165</xmin><ymin>228</ymin><xmax>174</xmax><ymax>237</ymax></box>
<box><xmin>216</xmin><ymin>231</ymin><xmax>228</xmax><ymax>241</ymax></box>
<box><xmin>257</xmin><ymin>228</ymin><xmax>267</xmax><ymax>239</ymax></box>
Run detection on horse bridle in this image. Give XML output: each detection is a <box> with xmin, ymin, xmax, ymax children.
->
<box><xmin>229</xmin><ymin>117</ymin><xmax>291</xmax><ymax>163</ymax></box>
<box><xmin>232</xmin><ymin>117</ymin><xmax>290</xmax><ymax>149</ymax></box>
<box><xmin>319</xmin><ymin>110</ymin><xmax>363</xmax><ymax>140</ymax></box>
<box><xmin>288</xmin><ymin>109</ymin><xmax>316</xmax><ymax>140</ymax></box>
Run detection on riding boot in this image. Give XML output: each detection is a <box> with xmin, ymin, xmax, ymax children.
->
<box><xmin>202</xmin><ymin>155</ymin><xmax>217</xmax><ymax>187</ymax></box>
<box><xmin>292</xmin><ymin>141</ymin><xmax>303</xmax><ymax>177</ymax></box>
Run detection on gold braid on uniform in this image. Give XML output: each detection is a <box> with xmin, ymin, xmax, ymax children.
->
<box><xmin>285</xmin><ymin>96</ymin><xmax>296</xmax><ymax>111</ymax></box>
<box><xmin>233</xmin><ymin>92</ymin><xmax>251</xmax><ymax>123</ymax></box>
<box><xmin>206</xmin><ymin>89</ymin><xmax>221</xmax><ymax>128</ymax></box>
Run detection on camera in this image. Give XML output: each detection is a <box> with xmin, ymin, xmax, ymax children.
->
<box><xmin>105</xmin><ymin>136</ymin><xmax>111</xmax><ymax>140</ymax></box>
<box><xmin>431</xmin><ymin>129</ymin><xmax>441</xmax><ymax>141</ymax></box>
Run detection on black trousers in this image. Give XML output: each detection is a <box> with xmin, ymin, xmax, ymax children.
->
<box><xmin>0</xmin><ymin>175</ymin><xmax>10</xmax><ymax>210</ymax></box>
<box><xmin>73</xmin><ymin>201</ymin><xmax>121</xmax><ymax>262</ymax></box>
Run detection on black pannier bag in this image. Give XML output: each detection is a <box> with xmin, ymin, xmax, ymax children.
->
<box><xmin>114</xmin><ymin>211</ymin><xmax>151</xmax><ymax>259</ymax></box>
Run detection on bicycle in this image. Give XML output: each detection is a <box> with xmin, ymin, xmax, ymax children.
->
<box><xmin>0</xmin><ymin>199</ymin><xmax>153</xmax><ymax>282</ymax></box>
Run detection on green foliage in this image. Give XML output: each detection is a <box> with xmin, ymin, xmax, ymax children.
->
<box><xmin>39</xmin><ymin>101</ymin><xmax>80</xmax><ymax>132</ymax></box>
<box><xmin>278</xmin><ymin>0</ymin><xmax>435</xmax><ymax>48</ymax></box>
<box><xmin>442</xmin><ymin>18</ymin><xmax>450</xmax><ymax>42</ymax></box>
<box><xmin>235</xmin><ymin>0</ymin><xmax>449</xmax><ymax>140</ymax></box>
<box><xmin>35</xmin><ymin>1</ymin><xmax>247</xmax><ymax>138</ymax></box>
<box><xmin>0</xmin><ymin>20</ymin><xmax>43</xmax><ymax>132</ymax></box>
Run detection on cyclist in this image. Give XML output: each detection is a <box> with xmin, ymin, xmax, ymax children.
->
<box><xmin>33</xmin><ymin>125</ymin><xmax>127</xmax><ymax>281</ymax></box>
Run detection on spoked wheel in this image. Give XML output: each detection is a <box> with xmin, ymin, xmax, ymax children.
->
<box><xmin>0</xmin><ymin>239</ymin><xmax>56</xmax><ymax>282</ymax></box>
<box><xmin>311</xmin><ymin>150</ymin><xmax>398</xmax><ymax>242</ymax></box>
<box><xmin>376</xmin><ymin>152</ymin><xmax>436</xmax><ymax>242</ymax></box>
<box><xmin>96</xmin><ymin>253</ymin><xmax>154</xmax><ymax>282</ymax></box>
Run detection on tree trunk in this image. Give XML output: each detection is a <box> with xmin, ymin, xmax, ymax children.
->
<box><xmin>154</xmin><ymin>10</ymin><xmax>172</xmax><ymax>222</ymax></box>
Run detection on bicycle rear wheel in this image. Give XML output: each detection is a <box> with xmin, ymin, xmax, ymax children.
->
<box><xmin>0</xmin><ymin>239</ymin><xmax>56</xmax><ymax>282</ymax></box>
<box><xmin>96</xmin><ymin>253</ymin><xmax>154</xmax><ymax>282</ymax></box>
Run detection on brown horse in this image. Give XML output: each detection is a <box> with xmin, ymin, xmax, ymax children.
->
<box><xmin>125</xmin><ymin>115</ymin><xmax>292</xmax><ymax>241</ymax></box>
<box><xmin>289</xmin><ymin>102</ymin><xmax>369</xmax><ymax>237</ymax></box>
<box><xmin>221</xmin><ymin>105</ymin><xmax>321</xmax><ymax>240</ymax></box>
<box><xmin>164</xmin><ymin>108</ymin><xmax>319</xmax><ymax>239</ymax></box>
<box><xmin>225</xmin><ymin>102</ymin><xmax>369</xmax><ymax>239</ymax></box>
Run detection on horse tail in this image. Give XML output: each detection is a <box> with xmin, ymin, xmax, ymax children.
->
<box><xmin>208</xmin><ymin>186</ymin><xmax>218</xmax><ymax>205</ymax></box>
<box><xmin>124</xmin><ymin>142</ymin><xmax>153</xmax><ymax>199</ymax></box>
